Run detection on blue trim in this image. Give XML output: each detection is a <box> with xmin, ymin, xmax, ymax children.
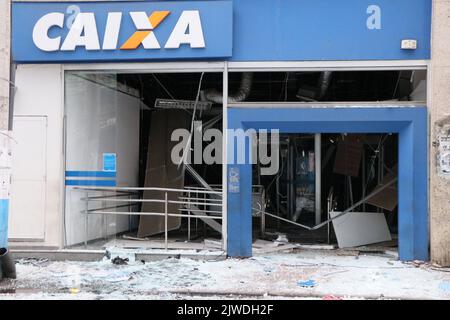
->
<box><xmin>227</xmin><ymin>106</ymin><xmax>429</xmax><ymax>261</ymax></box>
<box><xmin>11</xmin><ymin>0</ymin><xmax>430</xmax><ymax>63</ymax></box>
<box><xmin>0</xmin><ymin>199</ymin><xmax>9</xmax><ymax>249</ymax></box>
<box><xmin>65</xmin><ymin>171</ymin><xmax>117</xmax><ymax>178</ymax></box>
<box><xmin>65</xmin><ymin>180</ymin><xmax>117</xmax><ymax>187</ymax></box>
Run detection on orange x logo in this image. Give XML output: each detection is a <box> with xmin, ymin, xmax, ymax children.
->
<box><xmin>121</xmin><ymin>11</ymin><xmax>170</xmax><ymax>50</ymax></box>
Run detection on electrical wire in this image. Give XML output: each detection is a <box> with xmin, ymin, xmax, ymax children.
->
<box><xmin>179</xmin><ymin>72</ymin><xmax>205</xmax><ymax>169</ymax></box>
<box><xmin>151</xmin><ymin>74</ymin><xmax>176</xmax><ymax>100</ymax></box>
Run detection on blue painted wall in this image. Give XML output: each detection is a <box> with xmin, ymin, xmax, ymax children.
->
<box><xmin>0</xmin><ymin>200</ymin><xmax>9</xmax><ymax>249</ymax></box>
<box><xmin>232</xmin><ymin>0</ymin><xmax>431</xmax><ymax>61</ymax></box>
<box><xmin>227</xmin><ymin>106</ymin><xmax>429</xmax><ymax>261</ymax></box>
<box><xmin>12</xmin><ymin>0</ymin><xmax>431</xmax><ymax>62</ymax></box>
<box><xmin>65</xmin><ymin>171</ymin><xmax>117</xmax><ymax>186</ymax></box>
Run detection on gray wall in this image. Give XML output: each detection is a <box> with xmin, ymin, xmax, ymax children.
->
<box><xmin>0</xmin><ymin>0</ymin><xmax>10</xmax><ymax>131</ymax></box>
<box><xmin>430</xmin><ymin>0</ymin><xmax>450</xmax><ymax>266</ymax></box>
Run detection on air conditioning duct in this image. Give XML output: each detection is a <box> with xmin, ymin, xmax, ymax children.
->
<box><xmin>203</xmin><ymin>72</ymin><xmax>254</xmax><ymax>103</ymax></box>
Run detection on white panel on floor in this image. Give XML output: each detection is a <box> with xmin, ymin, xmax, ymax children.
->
<box><xmin>330</xmin><ymin>211</ymin><xmax>392</xmax><ymax>248</ymax></box>
<box><xmin>9</xmin><ymin>116</ymin><xmax>47</xmax><ymax>240</ymax></box>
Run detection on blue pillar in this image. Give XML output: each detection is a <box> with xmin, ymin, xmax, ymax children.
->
<box><xmin>412</xmin><ymin>110</ymin><xmax>429</xmax><ymax>261</ymax></box>
<box><xmin>227</xmin><ymin>164</ymin><xmax>252</xmax><ymax>257</ymax></box>
<box><xmin>398</xmin><ymin>110</ymin><xmax>429</xmax><ymax>261</ymax></box>
<box><xmin>226</xmin><ymin>126</ymin><xmax>253</xmax><ymax>257</ymax></box>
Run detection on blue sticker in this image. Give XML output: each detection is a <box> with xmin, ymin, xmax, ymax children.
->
<box><xmin>103</xmin><ymin>153</ymin><xmax>117</xmax><ymax>172</ymax></box>
<box><xmin>228</xmin><ymin>167</ymin><xmax>240</xmax><ymax>193</ymax></box>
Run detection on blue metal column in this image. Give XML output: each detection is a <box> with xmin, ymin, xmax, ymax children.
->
<box><xmin>227</xmin><ymin>164</ymin><xmax>252</xmax><ymax>257</ymax></box>
<box><xmin>226</xmin><ymin>125</ymin><xmax>253</xmax><ymax>257</ymax></box>
<box><xmin>398</xmin><ymin>110</ymin><xmax>429</xmax><ymax>261</ymax></box>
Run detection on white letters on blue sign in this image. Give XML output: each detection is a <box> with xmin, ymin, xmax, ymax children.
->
<box><xmin>367</xmin><ymin>5</ymin><xmax>382</xmax><ymax>30</ymax></box>
<box><xmin>32</xmin><ymin>12</ymin><xmax>64</xmax><ymax>52</ymax></box>
<box><xmin>102</xmin><ymin>12</ymin><xmax>122</xmax><ymax>50</ymax></box>
<box><xmin>61</xmin><ymin>13</ymin><xmax>100</xmax><ymax>51</ymax></box>
<box><xmin>31</xmin><ymin>10</ymin><xmax>206</xmax><ymax>52</ymax></box>
<box><xmin>165</xmin><ymin>11</ymin><xmax>205</xmax><ymax>49</ymax></box>
<box><xmin>129</xmin><ymin>11</ymin><xmax>161</xmax><ymax>49</ymax></box>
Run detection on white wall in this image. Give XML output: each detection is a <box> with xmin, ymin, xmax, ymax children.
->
<box><xmin>10</xmin><ymin>64</ymin><xmax>64</xmax><ymax>249</ymax></box>
<box><xmin>64</xmin><ymin>73</ymin><xmax>140</xmax><ymax>246</ymax></box>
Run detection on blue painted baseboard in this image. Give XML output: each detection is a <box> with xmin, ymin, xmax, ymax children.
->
<box><xmin>0</xmin><ymin>199</ymin><xmax>9</xmax><ymax>249</ymax></box>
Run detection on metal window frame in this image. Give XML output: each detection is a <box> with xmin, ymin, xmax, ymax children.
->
<box><xmin>61</xmin><ymin>61</ymin><xmax>228</xmax><ymax>249</ymax></box>
<box><xmin>58</xmin><ymin>59</ymin><xmax>429</xmax><ymax>252</ymax></box>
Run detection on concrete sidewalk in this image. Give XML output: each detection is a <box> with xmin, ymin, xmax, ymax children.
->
<box><xmin>1</xmin><ymin>249</ymin><xmax>450</xmax><ymax>300</ymax></box>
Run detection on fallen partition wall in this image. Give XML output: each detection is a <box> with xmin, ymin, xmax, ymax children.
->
<box><xmin>137</xmin><ymin>110</ymin><xmax>191</xmax><ymax>237</ymax></box>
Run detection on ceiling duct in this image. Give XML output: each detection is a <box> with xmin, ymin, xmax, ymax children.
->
<box><xmin>203</xmin><ymin>72</ymin><xmax>254</xmax><ymax>104</ymax></box>
<box><xmin>297</xmin><ymin>71</ymin><xmax>333</xmax><ymax>101</ymax></box>
<box><xmin>318</xmin><ymin>71</ymin><xmax>333</xmax><ymax>99</ymax></box>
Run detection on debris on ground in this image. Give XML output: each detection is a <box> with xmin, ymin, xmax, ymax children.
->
<box><xmin>2</xmin><ymin>250</ymin><xmax>450</xmax><ymax>300</ymax></box>
<box><xmin>297</xmin><ymin>280</ymin><xmax>317</xmax><ymax>288</ymax></box>
<box><xmin>439</xmin><ymin>281</ymin><xmax>450</xmax><ymax>293</ymax></box>
<box><xmin>111</xmin><ymin>257</ymin><xmax>129</xmax><ymax>265</ymax></box>
<box><xmin>322</xmin><ymin>295</ymin><xmax>343</xmax><ymax>300</ymax></box>
<box><xmin>275</xmin><ymin>234</ymin><xmax>288</xmax><ymax>243</ymax></box>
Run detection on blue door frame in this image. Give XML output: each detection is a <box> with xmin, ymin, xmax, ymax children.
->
<box><xmin>227</xmin><ymin>106</ymin><xmax>428</xmax><ymax>261</ymax></box>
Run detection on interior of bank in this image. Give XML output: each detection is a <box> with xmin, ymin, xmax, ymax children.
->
<box><xmin>63</xmin><ymin>70</ymin><xmax>427</xmax><ymax>254</ymax></box>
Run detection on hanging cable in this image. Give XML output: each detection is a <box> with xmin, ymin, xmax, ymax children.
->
<box><xmin>179</xmin><ymin>72</ymin><xmax>205</xmax><ymax>169</ymax></box>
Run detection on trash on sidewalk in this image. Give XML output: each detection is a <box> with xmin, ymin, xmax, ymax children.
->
<box><xmin>111</xmin><ymin>256</ymin><xmax>129</xmax><ymax>265</ymax></box>
<box><xmin>275</xmin><ymin>234</ymin><xmax>288</xmax><ymax>243</ymax></box>
<box><xmin>438</xmin><ymin>281</ymin><xmax>450</xmax><ymax>293</ymax></box>
<box><xmin>322</xmin><ymin>294</ymin><xmax>343</xmax><ymax>300</ymax></box>
<box><xmin>252</xmin><ymin>237</ymin><xmax>299</xmax><ymax>254</ymax></box>
<box><xmin>297</xmin><ymin>279</ymin><xmax>316</xmax><ymax>288</ymax></box>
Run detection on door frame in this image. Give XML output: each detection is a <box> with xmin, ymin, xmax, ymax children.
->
<box><xmin>226</xmin><ymin>104</ymin><xmax>428</xmax><ymax>261</ymax></box>
<box><xmin>9</xmin><ymin>115</ymin><xmax>48</xmax><ymax>242</ymax></box>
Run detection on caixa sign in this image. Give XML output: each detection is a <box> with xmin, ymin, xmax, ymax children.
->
<box><xmin>12</xmin><ymin>1</ymin><xmax>233</xmax><ymax>63</ymax></box>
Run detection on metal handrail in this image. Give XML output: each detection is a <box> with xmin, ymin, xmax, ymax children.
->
<box><xmin>84</xmin><ymin>211</ymin><xmax>223</xmax><ymax>219</ymax></box>
<box><xmin>179</xmin><ymin>208</ymin><xmax>223</xmax><ymax>214</ymax></box>
<box><xmin>73</xmin><ymin>186</ymin><xmax>224</xmax><ymax>250</ymax></box>
<box><xmin>85</xmin><ymin>203</ymin><xmax>139</xmax><ymax>213</ymax></box>
<box><xmin>73</xmin><ymin>186</ymin><xmax>223</xmax><ymax>195</ymax></box>
<box><xmin>80</xmin><ymin>192</ymin><xmax>138</xmax><ymax>201</ymax></box>
<box><xmin>82</xmin><ymin>198</ymin><xmax>223</xmax><ymax>207</ymax></box>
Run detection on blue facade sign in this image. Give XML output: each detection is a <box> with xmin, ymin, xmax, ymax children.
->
<box><xmin>12</xmin><ymin>0</ymin><xmax>431</xmax><ymax>63</ymax></box>
<box><xmin>12</xmin><ymin>1</ymin><xmax>233</xmax><ymax>63</ymax></box>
